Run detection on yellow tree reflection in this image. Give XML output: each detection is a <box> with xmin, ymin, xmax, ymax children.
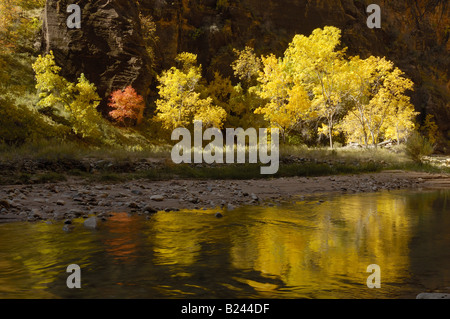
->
<box><xmin>230</xmin><ymin>193</ymin><xmax>414</xmax><ymax>297</ymax></box>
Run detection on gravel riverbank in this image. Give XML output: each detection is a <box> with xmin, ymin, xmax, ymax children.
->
<box><xmin>1</xmin><ymin>170</ymin><xmax>449</xmax><ymax>224</ymax></box>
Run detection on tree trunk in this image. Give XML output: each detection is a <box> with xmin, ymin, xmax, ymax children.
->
<box><xmin>329</xmin><ymin>124</ymin><xmax>333</xmax><ymax>149</ymax></box>
<box><xmin>371</xmin><ymin>132</ymin><xmax>377</xmax><ymax>148</ymax></box>
<box><xmin>364</xmin><ymin>131</ymin><xmax>369</xmax><ymax>148</ymax></box>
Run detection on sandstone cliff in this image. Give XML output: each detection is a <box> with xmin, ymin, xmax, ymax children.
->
<box><xmin>42</xmin><ymin>0</ymin><xmax>449</xmax><ymax>142</ymax></box>
<box><xmin>43</xmin><ymin>0</ymin><xmax>153</xmax><ymax>114</ymax></box>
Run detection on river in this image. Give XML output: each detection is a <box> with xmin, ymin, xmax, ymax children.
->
<box><xmin>0</xmin><ymin>189</ymin><xmax>449</xmax><ymax>299</ymax></box>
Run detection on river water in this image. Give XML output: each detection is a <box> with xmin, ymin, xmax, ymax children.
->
<box><xmin>0</xmin><ymin>189</ymin><xmax>449</xmax><ymax>299</ymax></box>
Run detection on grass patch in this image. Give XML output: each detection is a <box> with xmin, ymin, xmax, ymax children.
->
<box><xmin>280</xmin><ymin>144</ymin><xmax>408</xmax><ymax>164</ymax></box>
<box><xmin>97</xmin><ymin>172</ymin><xmax>127</xmax><ymax>182</ymax></box>
<box><xmin>32</xmin><ymin>172</ymin><xmax>67</xmax><ymax>183</ymax></box>
<box><xmin>0</xmin><ymin>172</ymin><xmax>66</xmax><ymax>185</ymax></box>
<box><xmin>277</xmin><ymin>161</ymin><xmax>383</xmax><ymax>177</ymax></box>
<box><xmin>388</xmin><ymin>162</ymin><xmax>450</xmax><ymax>174</ymax></box>
<box><xmin>79</xmin><ymin>161</ymin><xmax>384</xmax><ymax>183</ymax></box>
<box><xmin>0</xmin><ymin>139</ymin><xmax>172</xmax><ymax>163</ymax></box>
<box><xmin>0</xmin><ymin>141</ymin><xmax>448</xmax><ymax>185</ymax></box>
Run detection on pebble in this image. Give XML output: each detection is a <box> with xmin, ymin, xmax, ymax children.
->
<box><xmin>143</xmin><ymin>205</ymin><xmax>157</xmax><ymax>213</ymax></box>
<box><xmin>83</xmin><ymin>217</ymin><xmax>98</xmax><ymax>229</ymax></box>
<box><xmin>128</xmin><ymin>202</ymin><xmax>139</xmax><ymax>209</ymax></box>
<box><xmin>188</xmin><ymin>197</ymin><xmax>199</xmax><ymax>204</ymax></box>
<box><xmin>150</xmin><ymin>195</ymin><xmax>164</xmax><ymax>201</ymax></box>
<box><xmin>69</xmin><ymin>209</ymin><xmax>83</xmax><ymax>217</ymax></box>
<box><xmin>31</xmin><ymin>208</ymin><xmax>42</xmax><ymax>219</ymax></box>
<box><xmin>0</xmin><ymin>199</ymin><xmax>12</xmax><ymax>209</ymax></box>
<box><xmin>62</xmin><ymin>224</ymin><xmax>73</xmax><ymax>232</ymax></box>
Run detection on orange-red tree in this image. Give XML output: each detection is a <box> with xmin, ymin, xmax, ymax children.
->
<box><xmin>108</xmin><ymin>86</ymin><xmax>145</xmax><ymax>126</ymax></box>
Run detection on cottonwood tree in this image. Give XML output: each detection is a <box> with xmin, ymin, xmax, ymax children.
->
<box><xmin>231</xmin><ymin>46</ymin><xmax>262</xmax><ymax>87</ymax></box>
<box><xmin>339</xmin><ymin>55</ymin><xmax>417</xmax><ymax>146</ymax></box>
<box><xmin>284</xmin><ymin>26</ymin><xmax>350</xmax><ymax>148</ymax></box>
<box><xmin>32</xmin><ymin>51</ymin><xmax>103</xmax><ymax>139</ymax></box>
<box><xmin>156</xmin><ymin>52</ymin><xmax>226</xmax><ymax>130</ymax></box>
<box><xmin>420</xmin><ymin>114</ymin><xmax>440</xmax><ymax>146</ymax></box>
<box><xmin>363</xmin><ymin>60</ymin><xmax>416</xmax><ymax>146</ymax></box>
<box><xmin>253</xmin><ymin>54</ymin><xmax>312</xmax><ymax>142</ymax></box>
<box><xmin>228</xmin><ymin>48</ymin><xmax>265</xmax><ymax>129</ymax></box>
<box><xmin>202</xmin><ymin>72</ymin><xmax>254</xmax><ymax>128</ymax></box>
<box><xmin>341</xmin><ymin>56</ymin><xmax>375</xmax><ymax>146</ymax></box>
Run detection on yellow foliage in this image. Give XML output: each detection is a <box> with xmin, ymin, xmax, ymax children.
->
<box><xmin>193</xmin><ymin>99</ymin><xmax>228</xmax><ymax>129</ymax></box>
<box><xmin>421</xmin><ymin>114</ymin><xmax>440</xmax><ymax>145</ymax></box>
<box><xmin>343</xmin><ymin>55</ymin><xmax>417</xmax><ymax>145</ymax></box>
<box><xmin>32</xmin><ymin>52</ymin><xmax>103</xmax><ymax>139</ymax></box>
<box><xmin>156</xmin><ymin>53</ymin><xmax>227</xmax><ymax>130</ymax></box>
<box><xmin>253</xmin><ymin>54</ymin><xmax>311</xmax><ymax>139</ymax></box>
<box><xmin>231</xmin><ymin>46</ymin><xmax>262</xmax><ymax>84</ymax></box>
<box><xmin>284</xmin><ymin>26</ymin><xmax>348</xmax><ymax>147</ymax></box>
<box><xmin>68</xmin><ymin>74</ymin><xmax>103</xmax><ymax>139</ymax></box>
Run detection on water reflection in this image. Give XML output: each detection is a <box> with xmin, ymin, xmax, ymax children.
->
<box><xmin>102</xmin><ymin>213</ymin><xmax>142</xmax><ymax>263</ymax></box>
<box><xmin>0</xmin><ymin>189</ymin><xmax>449</xmax><ymax>298</ymax></box>
<box><xmin>228</xmin><ymin>193</ymin><xmax>415</xmax><ymax>298</ymax></box>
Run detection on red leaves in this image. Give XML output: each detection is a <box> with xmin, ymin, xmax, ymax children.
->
<box><xmin>108</xmin><ymin>86</ymin><xmax>145</xmax><ymax>126</ymax></box>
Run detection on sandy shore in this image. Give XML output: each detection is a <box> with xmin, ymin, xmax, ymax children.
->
<box><xmin>0</xmin><ymin>170</ymin><xmax>449</xmax><ymax>223</ymax></box>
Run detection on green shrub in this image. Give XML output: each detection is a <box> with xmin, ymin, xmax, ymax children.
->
<box><xmin>405</xmin><ymin>131</ymin><xmax>434</xmax><ymax>163</ymax></box>
<box><xmin>32</xmin><ymin>52</ymin><xmax>104</xmax><ymax>140</ymax></box>
<box><xmin>0</xmin><ymin>96</ymin><xmax>67</xmax><ymax>145</ymax></box>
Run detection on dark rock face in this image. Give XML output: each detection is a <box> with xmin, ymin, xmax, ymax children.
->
<box><xmin>42</xmin><ymin>0</ymin><xmax>449</xmax><ymax>143</ymax></box>
<box><xmin>43</xmin><ymin>0</ymin><xmax>152</xmax><ymax>114</ymax></box>
<box><xmin>140</xmin><ymin>0</ymin><xmax>449</xmax><ymax>143</ymax></box>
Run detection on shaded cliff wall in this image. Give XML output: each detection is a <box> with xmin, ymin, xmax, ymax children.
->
<box><xmin>42</xmin><ymin>0</ymin><xmax>449</xmax><ymax>141</ymax></box>
<box><xmin>43</xmin><ymin>0</ymin><xmax>152</xmax><ymax>114</ymax></box>
<box><xmin>141</xmin><ymin>0</ymin><xmax>449</xmax><ymax>138</ymax></box>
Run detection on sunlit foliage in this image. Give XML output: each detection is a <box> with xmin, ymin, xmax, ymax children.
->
<box><xmin>205</xmin><ymin>71</ymin><xmax>263</xmax><ymax>129</ymax></box>
<box><xmin>253</xmin><ymin>54</ymin><xmax>312</xmax><ymax>141</ymax></box>
<box><xmin>156</xmin><ymin>53</ymin><xmax>226</xmax><ymax>129</ymax></box>
<box><xmin>421</xmin><ymin>114</ymin><xmax>440</xmax><ymax>146</ymax></box>
<box><xmin>284</xmin><ymin>26</ymin><xmax>350</xmax><ymax>148</ymax></box>
<box><xmin>342</xmin><ymin>56</ymin><xmax>417</xmax><ymax>146</ymax></box>
<box><xmin>0</xmin><ymin>0</ymin><xmax>43</xmax><ymax>50</ymax></box>
<box><xmin>109</xmin><ymin>86</ymin><xmax>145</xmax><ymax>126</ymax></box>
<box><xmin>32</xmin><ymin>51</ymin><xmax>103</xmax><ymax>139</ymax></box>
<box><xmin>229</xmin><ymin>26</ymin><xmax>419</xmax><ymax>147</ymax></box>
<box><xmin>231</xmin><ymin>46</ymin><xmax>262</xmax><ymax>86</ymax></box>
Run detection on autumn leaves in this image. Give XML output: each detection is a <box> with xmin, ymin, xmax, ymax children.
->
<box><xmin>155</xmin><ymin>53</ymin><xmax>227</xmax><ymax>130</ymax></box>
<box><xmin>156</xmin><ymin>26</ymin><xmax>416</xmax><ymax>148</ymax></box>
<box><xmin>31</xmin><ymin>26</ymin><xmax>416</xmax><ymax>149</ymax></box>
<box><xmin>250</xmin><ymin>26</ymin><xmax>416</xmax><ymax>148</ymax></box>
